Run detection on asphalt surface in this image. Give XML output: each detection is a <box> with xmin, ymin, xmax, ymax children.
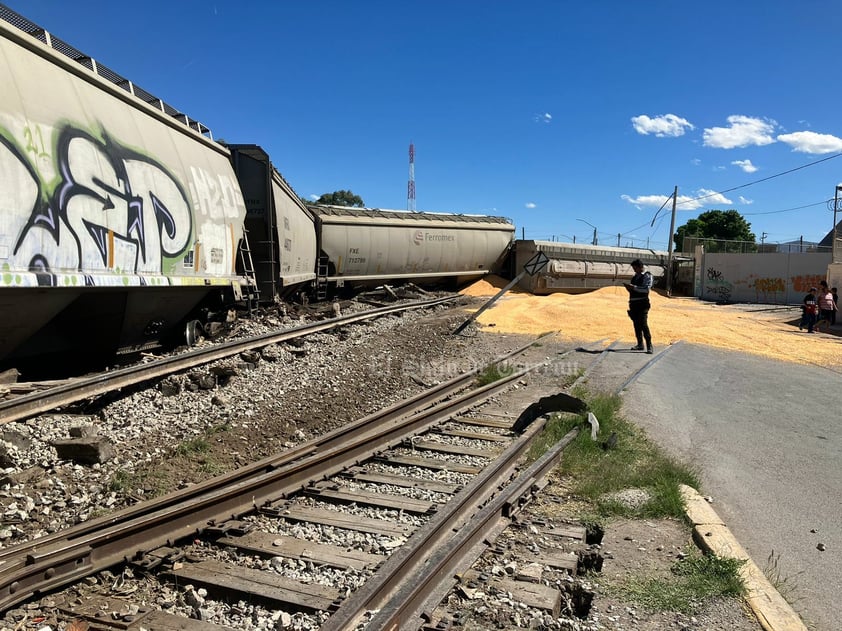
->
<box><xmin>617</xmin><ymin>342</ymin><xmax>840</xmax><ymax>631</ymax></box>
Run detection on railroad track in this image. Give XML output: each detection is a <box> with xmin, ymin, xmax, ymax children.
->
<box><xmin>0</xmin><ymin>295</ymin><xmax>457</xmax><ymax>425</ymax></box>
<box><xmin>0</xmin><ymin>337</ymin><xmax>676</xmax><ymax>630</ymax></box>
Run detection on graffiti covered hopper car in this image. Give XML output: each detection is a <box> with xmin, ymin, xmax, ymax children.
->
<box><xmin>0</xmin><ymin>7</ymin><xmax>248</xmax><ymax>372</ymax></box>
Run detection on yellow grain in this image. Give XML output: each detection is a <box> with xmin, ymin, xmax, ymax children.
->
<box><xmin>461</xmin><ymin>276</ymin><xmax>841</xmax><ymax>369</ymax></box>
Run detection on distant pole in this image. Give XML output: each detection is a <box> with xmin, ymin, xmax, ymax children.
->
<box><xmin>666</xmin><ymin>185</ymin><xmax>677</xmax><ymax>295</ymax></box>
<box><xmin>833</xmin><ymin>185</ymin><xmax>842</xmax><ymax>262</ymax></box>
<box><xmin>617</xmin><ymin>233</ymin><xmax>621</xmax><ymax>247</ymax></box>
<box><xmin>407</xmin><ymin>142</ymin><xmax>416</xmax><ymax>211</ymax></box>
<box><xmin>522</xmin><ymin>227</ymin><xmax>525</xmax><ymax>240</ymax></box>
<box><xmin>573</xmin><ymin>236</ymin><xmax>576</xmax><ymax>243</ymax></box>
<box><xmin>576</xmin><ymin>218</ymin><xmax>598</xmax><ymax>246</ymax></box>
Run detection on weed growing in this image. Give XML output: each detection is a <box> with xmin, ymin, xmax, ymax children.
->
<box><xmin>618</xmin><ymin>548</ymin><xmax>745</xmax><ymax>613</ymax></box>
<box><xmin>476</xmin><ymin>362</ymin><xmax>515</xmax><ymax>385</ymax></box>
<box><xmin>529</xmin><ymin>391</ymin><xmax>700</xmax><ymax>519</ymax></box>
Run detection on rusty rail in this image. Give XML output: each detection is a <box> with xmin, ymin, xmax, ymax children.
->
<box><xmin>0</xmin><ymin>335</ymin><xmax>551</xmax><ymax>613</ymax></box>
<box><xmin>0</xmin><ymin>296</ymin><xmax>456</xmax><ymax>424</ymax></box>
<box><xmin>362</xmin><ymin>425</ymin><xmax>581</xmax><ymax>631</ymax></box>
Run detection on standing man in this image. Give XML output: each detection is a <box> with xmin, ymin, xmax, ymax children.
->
<box><xmin>624</xmin><ymin>259</ymin><xmax>653</xmax><ymax>353</ymax></box>
<box><xmin>802</xmin><ymin>287</ymin><xmax>818</xmax><ymax>333</ymax></box>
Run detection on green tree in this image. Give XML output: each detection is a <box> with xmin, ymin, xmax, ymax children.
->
<box><xmin>312</xmin><ymin>190</ymin><xmax>364</xmax><ymax>207</ymax></box>
<box><xmin>674</xmin><ymin>209</ymin><xmax>755</xmax><ymax>252</ymax></box>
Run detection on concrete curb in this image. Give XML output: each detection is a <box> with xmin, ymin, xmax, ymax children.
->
<box><xmin>680</xmin><ymin>485</ymin><xmax>808</xmax><ymax>631</ymax></box>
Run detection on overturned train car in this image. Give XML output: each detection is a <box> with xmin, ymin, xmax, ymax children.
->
<box><xmin>515</xmin><ymin>240</ymin><xmax>668</xmax><ymax>293</ymax></box>
<box><xmin>0</xmin><ymin>5</ymin><xmax>513</xmax><ymax>375</ymax></box>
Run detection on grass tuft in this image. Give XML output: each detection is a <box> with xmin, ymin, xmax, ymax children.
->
<box><xmin>618</xmin><ymin>549</ymin><xmax>745</xmax><ymax>613</ymax></box>
<box><xmin>529</xmin><ymin>391</ymin><xmax>700</xmax><ymax>519</ymax></box>
<box><xmin>175</xmin><ymin>437</ymin><xmax>211</xmax><ymax>456</ymax></box>
<box><xmin>476</xmin><ymin>362</ymin><xmax>515</xmax><ymax>386</ymax></box>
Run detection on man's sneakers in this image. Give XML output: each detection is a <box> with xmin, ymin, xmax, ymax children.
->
<box><xmin>646</xmin><ymin>347</ymin><xmax>654</xmax><ymax>354</ymax></box>
<box><xmin>631</xmin><ymin>345</ymin><xmax>645</xmax><ymax>351</ymax></box>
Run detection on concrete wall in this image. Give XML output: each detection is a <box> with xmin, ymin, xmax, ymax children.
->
<box><xmin>698</xmin><ymin>251</ymin><xmax>830</xmax><ymax>303</ymax></box>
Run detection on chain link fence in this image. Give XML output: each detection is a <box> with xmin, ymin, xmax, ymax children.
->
<box><xmin>681</xmin><ymin>236</ymin><xmax>831</xmax><ymax>255</ymax></box>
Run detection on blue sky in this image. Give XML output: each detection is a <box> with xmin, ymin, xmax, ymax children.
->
<box><xmin>6</xmin><ymin>0</ymin><xmax>842</xmax><ymax>251</ymax></box>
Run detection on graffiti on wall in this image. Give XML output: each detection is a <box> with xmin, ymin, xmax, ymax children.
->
<box><xmin>750</xmin><ymin>276</ymin><xmax>785</xmax><ymax>302</ymax></box>
<box><xmin>791</xmin><ymin>274</ymin><xmax>825</xmax><ymax>293</ymax></box>
<box><xmin>705</xmin><ymin>267</ymin><xmax>732</xmax><ymax>302</ymax></box>
<box><xmin>1</xmin><ymin>121</ymin><xmax>244</xmax><ymax>286</ymax></box>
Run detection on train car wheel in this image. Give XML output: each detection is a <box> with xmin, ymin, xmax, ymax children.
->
<box><xmin>185</xmin><ymin>320</ymin><xmax>203</xmax><ymax>347</ymax></box>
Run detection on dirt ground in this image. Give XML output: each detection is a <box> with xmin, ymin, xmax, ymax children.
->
<box><xmin>458</xmin><ymin>277</ymin><xmax>812</xmax><ymax>630</ymax></box>
<box><xmin>15</xmin><ymin>282</ymin><xmax>806</xmax><ymax>630</ymax></box>
<box><xmin>461</xmin><ymin>275</ymin><xmax>842</xmax><ymax>371</ymax></box>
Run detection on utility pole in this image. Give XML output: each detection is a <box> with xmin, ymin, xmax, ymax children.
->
<box><xmin>617</xmin><ymin>233</ymin><xmax>621</xmax><ymax>247</ymax></box>
<box><xmin>832</xmin><ymin>185</ymin><xmax>842</xmax><ymax>262</ymax></box>
<box><xmin>666</xmin><ymin>186</ymin><xmax>677</xmax><ymax>295</ymax></box>
<box><xmin>577</xmin><ymin>219</ymin><xmax>598</xmax><ymax>245</ymax></box>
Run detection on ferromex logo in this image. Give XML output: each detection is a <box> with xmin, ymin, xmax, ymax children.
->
<box><xmin>412</xmin><ymin>230</ymin><xmax>456</xmax><ymax>245</ymax></box>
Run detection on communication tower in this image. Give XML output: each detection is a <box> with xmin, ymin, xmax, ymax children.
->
<box><xmin>407</xmin><ymin>142</ymin><xmax>416</xmax><ymax>212</ymax></box>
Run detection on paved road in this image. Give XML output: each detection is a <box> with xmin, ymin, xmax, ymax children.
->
<box><xmin>620</xmin><ymin>342</ymin><xmax>841</xmax><ymax>631</ymax></box>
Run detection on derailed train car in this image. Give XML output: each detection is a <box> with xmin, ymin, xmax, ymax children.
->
<box><xmin>310</xmin><ymin>205</ymin><xmax>514</xmax><ymax>289</ymax></box>
<box><xmin>226</xmin><ymin>149</ymin><xmax>514</xmax><ymax>303</ymax></box>
<box><xmin>515</xmin><ymin>240</ymin><xmax>668</xmax><ymax>294</ymax></box>
<box><xmin>0</xmin><ymin>5</ymin><xmax>514</xmax><ymax>375</ymax></box>
<box><xmin>0</xmin><ymin>6</ymin><xmax>251</xmax><ymax>372</ymax></box>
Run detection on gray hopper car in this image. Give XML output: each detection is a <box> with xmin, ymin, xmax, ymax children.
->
<box><xmin>310</xmin><ymin>205</ymin><xmax>515</xmax><ymax>289</ymax></box>
<box><xmin>516</xmin><ymin>240</ymin><xmax>668</xmax><ymax>294</ymax></box>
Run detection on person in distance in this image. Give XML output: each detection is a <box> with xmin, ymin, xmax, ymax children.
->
<box><xmin>623</xmin><ymin>259</ymin><xmax>653</xmax><ymax>354</ymax></box>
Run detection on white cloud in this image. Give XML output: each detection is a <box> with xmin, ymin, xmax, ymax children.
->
<box><xmin>688</xmin><ymin>189</ymin><xmax>733</xmax><ymax>209</ymax></box>
<box><xmin>620</xmin><ymin>194</ymin><xmax>674</xmax><ymax>209</ymax></box>
<box><xmin>703</xmin><ymin>115</ymin><xmax>777</xmax><ymax>149</ymax></box>
<box><xmin>732</xmin><ymin>159</ymin><xmax>758</xmax><ymax>173</ymax></box>
<box><xmin>777</xmin><ymin>130</ymin><xmax>842</xmax><ymax>154</ymax></box>
<box><xmin>534</xmin><ymin>112</ymin><xmax>552</xmax><ymax>124</ymax></box>
<box><xmin>738</xmin><ymin>196</ymin><xmax>754</xmax><ymax>205</ymax></box>
<box><xmin>525</xmin><ymin>202</ymin><xmax>537</xmax><ymax>209</ymax></box>
<box><xmin>309</xmin><ymin>194</ymin><xmax>318</xmax><ymax>200</ymax></box>
<box><xmin>631</xmin><ymin>114</ymin><xmax>694</xmax><ymax>137</ymax></box>
<box><xmin>622</xmin><ymin>189</ymin><xmax>732</xmax><ymax>211</ymax></box>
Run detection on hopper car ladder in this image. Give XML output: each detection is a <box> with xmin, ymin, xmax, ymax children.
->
<box><xmin>316</xmin><ymin>254</ymin><xmax>329</xmax><ymax>301</ymax></box>
<box><xmin>239</xmin><ymin>228</ymin><xmax>260</xmax><ymax>314</ymax></box>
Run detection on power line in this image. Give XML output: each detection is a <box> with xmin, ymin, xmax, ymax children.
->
<box><xmin>601</xmin><ymin>153</ymin><xmax>842</xmax><ymax>247</ymax></box>
<box><xmin>742</xmin><ymin>199</ymin><xmax>829</xmax><ymax>216</ymax></box>
<box><xmin>676</xmin><ymin>152</ymin><xmax>842</xmax><ymax>208</ymax></box>
<box><xmin>628</xmin><ymin>153</ymin><xmax>842</xmax><ymax>242</ymax></box>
